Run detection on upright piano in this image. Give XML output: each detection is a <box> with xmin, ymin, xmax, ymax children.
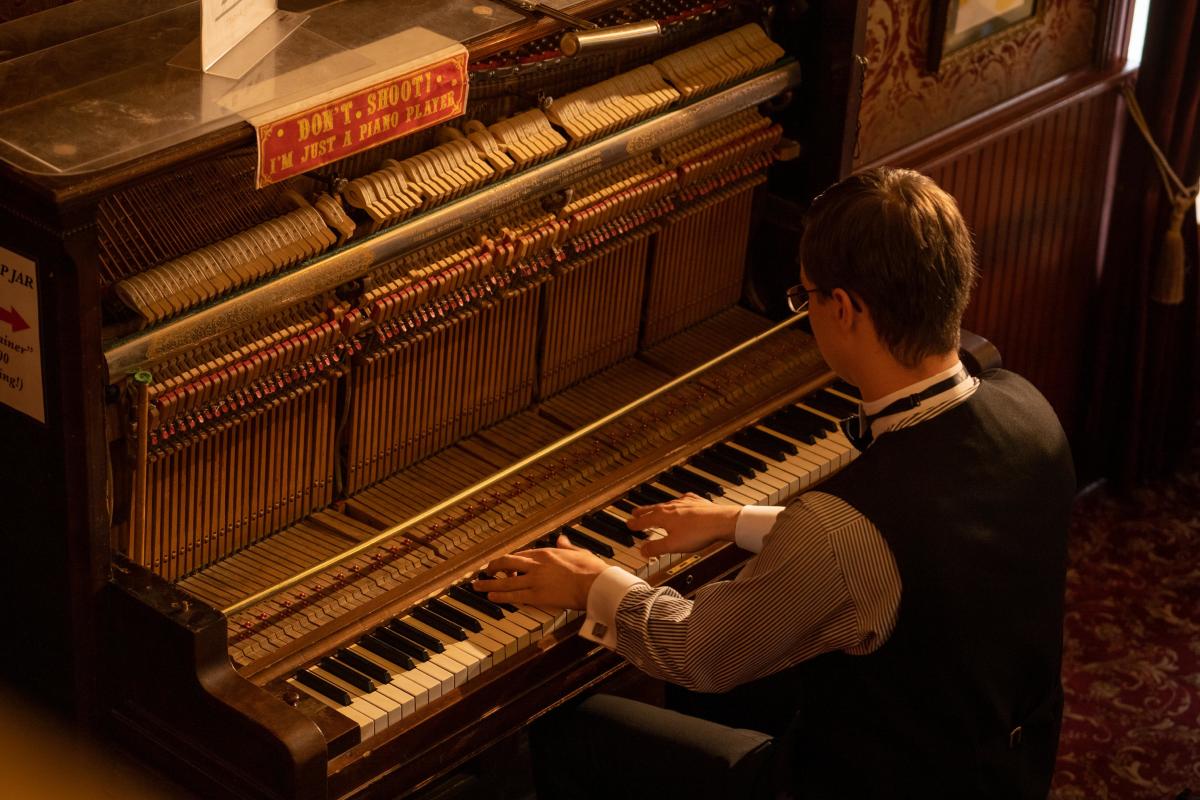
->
<box><xmin>0</xmin><ymin>1</ymin><xmax>869</xmax><ymax>797</ymax></box>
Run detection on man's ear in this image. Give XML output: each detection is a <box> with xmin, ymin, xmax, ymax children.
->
<box><xmin>829</xmin><ymin>287</ymin><xmax>861</xmax><ymax>330</ymax></box>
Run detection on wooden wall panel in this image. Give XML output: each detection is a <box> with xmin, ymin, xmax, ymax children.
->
<box><xmin>910</xmin><ymin>84</ymin><xmax>1121</xmax><ymax>439</ymax></box>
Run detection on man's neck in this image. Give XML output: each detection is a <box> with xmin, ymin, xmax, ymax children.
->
<box><xmin>853</xmin><ymin>351</ymin><xmax>961</xmax><ymax>404</ymax></box>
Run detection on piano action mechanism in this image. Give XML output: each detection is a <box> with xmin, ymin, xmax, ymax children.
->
<box><xmin>0</xmin><ymin>1</ymin><xmax>873</xmax><ymax>797</ymax></box>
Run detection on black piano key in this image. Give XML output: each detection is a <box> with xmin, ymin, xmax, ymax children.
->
<box><xmin>389</xmin><ymin>619</ymin><xmax>445</xmax><ymax>653</ymax></box>
<box><xmin>375</xmin><ymin>626</ymin><xmax>433</xmax><ymax>660</ymax></box>
<box><xmin>786</xmin><ymin>404</ymin><xmax>838</xmax><ymax>433</ymax></box>
<box><xmin>360</xmin><ymin>634</ymin><xmax>417</xmax><ymax>670</ymax></box>
<box><xmin>561</xmin><ymin>526</ymin><xmax>614</xmax><ymax>558</ymax></box>
<box><xmin>654</xmin><ymin>471</ymin><xmax>697</xmax><ymax>496</ymax></box>
<box><xmin>335</xmin><ymin>648</ymin><xmax>392</xmax><ymax>683</ymax></box>
<box><xmin>581</xmin><ymin>512</ymin><xmax>635</xmax><ymax>547</ymax></box>
<box><xmin>670</xmin><ymin>466</ymin><xmax>724</xmax><ymax>496</ymax></box>
<box><xmin>787</xmin><ymin>404</ymin><xmax>834</xmax><ymax>431</ymax></box>
<box><xmin>296</xmin><ymin>670</ymin><xmax>351</xmax><ymax>706</ymax></box>
<box><xmin>760</xmin><ymin>412</ymin><xmax>818</xmax><ymax>444</ymax></box>
<box><xmin>580</xmin><ymin>522</ymin><xmax>638</xmax><ymax>546</ymax></box>
<box><xmin>626</xmin><ymin>487</ymin><xmax>657</xmax><ymax>506</ymax></box>
<box><xmin>803</xmin><ymin>391</ymin><xmax>858</xmax><ymax>419</ymax></box>
<box><xmin>766</xmin><ymin>404</ymin><xmax>818</xmax><ymax>431</ymax></box>
<box><xmin>637</xmin><ymin>482</ymin><xmax>678</xmax><ymax>504</ymax></box>
<box><xmin>699</xmin><ymin>447</ymin><xmax>756</xmax><ymax>479</ymax></box>
<box><xmin>530</xmin><ymin>533</ymin><xmax>557</xmax><ymax>549</ymax></box>
<box><xmin>732</xmin><ymin>430</ymin><xmax>789</xmax><ymax>461</ymax></box>
<box><xmin>319</xmin><ymin>657</ymin><xmax>376</xmax><ymax>693</ymax></box>
<box><xmin>711</xmin><ymin>442</ymin><xmax>767</xmax><ymax>473</ymax></box>
<box><xmin>831</xmin><ymin>379</ymin><xmax>861</xmax><ymax>399</ymax></box>
<box><xmin>425</xmin><ymin>598</ymin><xmax>483</xmax><ymax>633</ymax></box>
<box><xmin>474</xmin><ymin>574</ymin><xmax>519</xmax><ymax>612</ymax></box>
<box><xmin>411</xmin><ymin>608</ymin><xmax>468</xmax><ymax>641</ymax></box>
<box><xmin>602</xmin><ymin>509</ymin><xmax>648</xmax><ymax>540</ymax></box>
<box><xmin>748</xmin><ymin>428</ymin><xmax>799</xmax><ymax>455</ymax></box>
<box><xmin>821</xmin><ymin>389</ymin><xmax>861</xmax><ymax>416</ymax></box>
<box><xmin>448</xmin><ymin>584</ymin><xmax>506</xmax><ymax>619</ymax></box>
<box><xmin>689</xmin><ymin>453</ymin><xmax>745</xmax><ymax>483</ymax></box>
<box><xmin>611</xmin><ymin>499</ymin><xmax>636</xmax><ymax>513</ymax></box>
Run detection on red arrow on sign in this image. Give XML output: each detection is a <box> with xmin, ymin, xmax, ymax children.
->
<box><xmin>0</xmin><ymin>306</ymin><xmax>29</xmax><ymax>332</ymax></box>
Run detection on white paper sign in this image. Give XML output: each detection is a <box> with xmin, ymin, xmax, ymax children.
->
<box><xmin>202</xmin><ymin>0</ymin><xmax>276</xmax><ymax>71</ymax></box>
<box><xmin>0</xmin><ymin>247</ymin><xmax>44</xmax><ymax>424</ymax></box>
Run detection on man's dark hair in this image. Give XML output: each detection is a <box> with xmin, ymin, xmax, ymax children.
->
<box><xmin>800</xmin><ymin>167</ymin><xmax>978</xmax><ymax>367</ymax></box>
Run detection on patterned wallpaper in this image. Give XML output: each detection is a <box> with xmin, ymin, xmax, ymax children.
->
<box><xmin>856</xmin><ymin>0</ymin><xmax>1099</xmax><ymax>165</ymax></box>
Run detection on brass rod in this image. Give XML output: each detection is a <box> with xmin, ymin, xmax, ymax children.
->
<box><xmin>103</xmin><ymin>62</ymin><xmax>802</xmax><ymax>384</ymax></box>
<box><xmin>130</xmin><ymin>370</ymin><xmax>152</xmax><ymax>567</ymax></box>
<box><xmin>222</xmin><ymin>311</ymin><xmax>808</xmax><ymax>615</ymax></box>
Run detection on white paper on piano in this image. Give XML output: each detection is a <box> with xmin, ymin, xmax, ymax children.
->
<box><xmin>202</xmin><ymin>0</ymin><xmax>277</xmax><ymax>71</ymax></box>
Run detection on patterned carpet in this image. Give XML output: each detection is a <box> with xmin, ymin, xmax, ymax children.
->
<box><xmin>1051</xmin><ymin>446</ymin><xmax>1200</xmax><ymax>799</ymax></box>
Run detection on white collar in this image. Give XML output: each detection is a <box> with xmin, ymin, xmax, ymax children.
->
<box><xmin>861</xmin><ymin>361</ymin><xmax>967</xmax><ymax>415</ymax></box>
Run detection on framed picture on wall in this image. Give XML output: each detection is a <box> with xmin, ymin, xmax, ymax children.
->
<box><xmin>928</xmin><ymin>0</ymin><xmax>1040</xmax><ymax>72</ymax></box>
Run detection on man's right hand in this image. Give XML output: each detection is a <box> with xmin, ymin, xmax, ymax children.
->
<box><xmin>626</xmin><ymin>493</ymin><xmax>742</xmax><ymax>557</ymax></box>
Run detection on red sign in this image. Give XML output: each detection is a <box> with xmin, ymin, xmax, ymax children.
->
<box><xmin>255</xmin><ymin>51</ymin><xmax>468</xmax><ymax>187</ymax></box>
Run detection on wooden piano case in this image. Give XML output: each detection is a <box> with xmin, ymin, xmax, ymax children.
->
<box><xmin>0</xmin><ymin>1</ymin><xmax>868</xmax><ymax>797</ymax></box>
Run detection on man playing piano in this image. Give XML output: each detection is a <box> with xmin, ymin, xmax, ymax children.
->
<box><xmin>474</xmin><ymin>167</ymin><xmax>1076</xmax><ymax>799</ymax></box>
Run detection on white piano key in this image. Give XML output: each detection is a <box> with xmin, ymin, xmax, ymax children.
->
<box><xmin>440</xmin><ymin>595</ymin><xmax>525</xmax><ymax>657</ymax></box>
<box><xmin>401</xmin><ymin>616</ymin><xmax>486</xmax><ymax>680</ymax></box>
<box><xmin>347</xmin><ymin>645</ymin><xmax>432</xmax><ymax>710</ymax></box>
<box><xmin>288</xmin><ymin>678</ymin><xmax>374</xmax><ymax>736</ymax></box>
<box><xmin>402</xmin><ymin>661</ymin><xmax>447</xmax><ymax>702</ymax></box>
<box><xmin>309</xmin><ymin>668</ymin><xmax>389</xmax><ymax>736</ymax></box>
<box><xmin>370</xmin><ymin>680</ymin><xmax>417</xmax><ymax>719</ymax></box>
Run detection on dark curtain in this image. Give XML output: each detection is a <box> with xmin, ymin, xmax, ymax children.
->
<box><xmin>1084</xmin><ymin>0</ymin><xmax>1200</xmax><ymax>485</ymax></box>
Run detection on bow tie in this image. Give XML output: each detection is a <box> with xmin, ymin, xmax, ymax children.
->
<box><xmin>840</xmin><ymin>368</ymin><xmax>970</xmax><ymax>453</ymax></box>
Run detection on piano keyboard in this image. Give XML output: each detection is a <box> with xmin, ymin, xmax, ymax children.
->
<box><xmin>276</xmin><ymin>379</ymin><xmax>859</xmax><ymax>745</ymax></box>
<box><xmin>175</xmin><ymin>308</ymin><xmax>819</xmax><ymax>658</ymax></box>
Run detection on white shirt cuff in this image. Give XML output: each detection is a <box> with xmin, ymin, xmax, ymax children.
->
<box><xmin>734</xmin><ymin>505</ymin><xmax>785</xmax><ymax>553</ymax></box>
<box><xmin>580</xmin><ymin>566</ymin><xmax>646</xmax><ymax>649</ymax></box>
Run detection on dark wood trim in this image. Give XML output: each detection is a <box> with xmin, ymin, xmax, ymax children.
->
<box><xmin>861</xmin><ymin>64</ymin><xmax>1133</xmax><ymax>173</ymax></box>
<box><xmin>927</xmin><ymin>0</ymin><xmax>950</xmax><ymax>74</ymax></box>
<box><xmin>106</xmin><ymin>559</ymin><xmax>329</xmax><ymax>800</ymax></box>
<box><xmin>1094</xmin><ymin>0</ymin><xmax>1137</xmax><ymax>70</ymax></box>
<box><xmin>771</xmin><ymin>0</ymin><xmax>869</xmax><ymax>201</ymax></box>
<box><xmin>0</xmin><ymin>189</ymin><xmax>109</xmax><ymax>719</ymax></box>
<box><xmin>1094</xmin><ymin>90</ymin><xmax>1130</xmax><ymax>281</ymax></box>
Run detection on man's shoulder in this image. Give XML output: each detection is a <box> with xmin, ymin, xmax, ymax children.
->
<box><xmin>818</xmin><ymin>367</ymin><xmax>1072</xmax><ymax>499</ymax></box>
<box><xmin>976</xmin><ymin>368</ymin><xmax>1067</xmax><ymax>437</ymax></box>
<box><xmin>979</xmin><ymin>367</ymin><xmax>1042</xmax><ymax>397</ymax></box>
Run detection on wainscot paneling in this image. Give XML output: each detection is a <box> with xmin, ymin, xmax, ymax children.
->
<box><xmin>867</xmin><ymin>70</ymin><xmax>1128</xmax><ymax>443</ymax></box>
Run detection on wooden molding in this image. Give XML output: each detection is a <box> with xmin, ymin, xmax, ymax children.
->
<box><xmin>860</xmin><ymin>64</ymin><xmax>1132</xmax><ymax>172</ymax></box>
<box><xmin>1094</xmin><ymin>0</ymin><xmax>1137</xmax><ymax>70</ymax></box>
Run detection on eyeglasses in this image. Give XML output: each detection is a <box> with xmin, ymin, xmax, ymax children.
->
<box><xmin>786</xmin><ymin>283</ymin><xmax>819</xmax><ymax>313</ymax></box>
<box><xmin>785</xmin><ymin>283</ymin><xmax>863</xmax><ymax>313</ymax></box>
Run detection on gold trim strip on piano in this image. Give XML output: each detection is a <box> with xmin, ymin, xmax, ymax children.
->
<box><xmin>221</xmin><ymin>311</ymin><xmax>808</xmax><ymax>616</ymax></box>
<box><xmin>103</xmin><ymin>62</ymin><xmax>802</xmax><ymax>385</ymax></box>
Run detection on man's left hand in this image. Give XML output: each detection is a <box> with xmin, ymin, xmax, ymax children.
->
<box><xmin>473</xmin><ymin>535</ymin><xmax>610</xmax><ymax>610</ymax></box>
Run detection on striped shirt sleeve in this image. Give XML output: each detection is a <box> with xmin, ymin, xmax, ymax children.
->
<box><xmin>606</xmin><ymin>492</ymin><xmax>901</xmax><ymax>692</ymax></box>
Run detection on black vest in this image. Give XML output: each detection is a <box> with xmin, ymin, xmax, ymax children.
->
<box><xmin>784</xmin><ymin>370</ymin><xmax>1075</xmax><ymax>799</ymax></box>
